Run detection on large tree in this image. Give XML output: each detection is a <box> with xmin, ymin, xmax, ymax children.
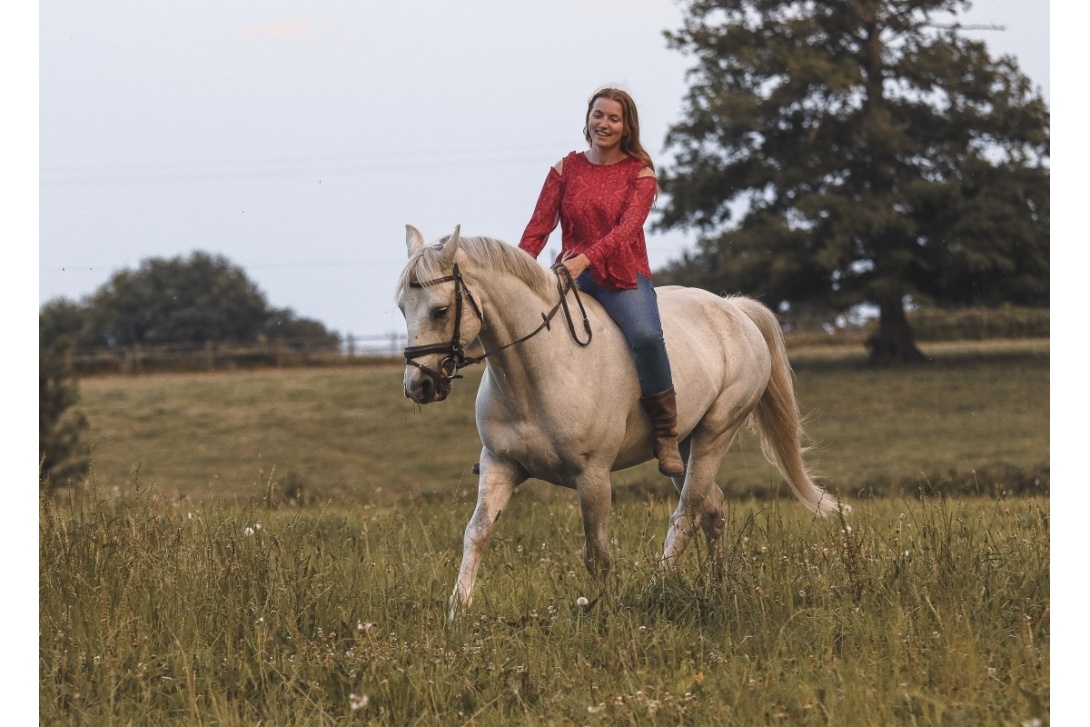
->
<box><xmin>83</xmin><ymin>252</ymin><xmax>273</xmax><ymax>346</ymax></box>
<box><xmin>655</xmin><ymin>0</ymin><xmax>1049</xmax><ymax>363</ymax></box>
<box><xmin>40</xmin><ymin>251</ymin><xmax>339</xmax><ymax>349</ymax></box>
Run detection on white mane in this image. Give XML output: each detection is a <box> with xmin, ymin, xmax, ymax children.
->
<box><xmin>396</xmin><ymin>235</ymin><xmax>556</xmax><ymax>301</ymax></box>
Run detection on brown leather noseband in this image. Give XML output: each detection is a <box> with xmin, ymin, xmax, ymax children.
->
<box><xmin>403</xmin><ymin>263</ymin><xmax>592</xmax><ymax>394</ymax></box>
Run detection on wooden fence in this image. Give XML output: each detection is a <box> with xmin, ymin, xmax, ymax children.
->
<box><xmin>66</xmin><ymin>306</ymin><xmax>1048</xmax><ymax>375</ymax></box>
<box><xmin>68</xmin><ymin>333</ymin><xmax>409</xmax><ymax>375</ymax></box>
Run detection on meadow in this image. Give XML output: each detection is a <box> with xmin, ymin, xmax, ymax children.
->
<box><xmin>72</xmin><ymin>339</ymin><xmax>1049</xmax><ymax>505</ymax></box>
<box><xmin>40</xmin><ymin>341</ymin><xmax>1050</xmax><ymax>724</ymax></box>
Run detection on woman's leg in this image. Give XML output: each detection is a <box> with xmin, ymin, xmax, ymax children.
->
<box><xmin>577</xmin><ymin>273</ymin><xmax>672</xmax><ymax>397</ymax></box>
<box><xmin>578</xmin><ymin>273</ymin><xmax>684</xmax><ymax>476</ymax></box>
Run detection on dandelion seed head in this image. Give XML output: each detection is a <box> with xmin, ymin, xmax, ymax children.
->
<box><xmin>576</xmin><ymin>596</ymin><xmax>589</xmax><ymax>607</ymax></box>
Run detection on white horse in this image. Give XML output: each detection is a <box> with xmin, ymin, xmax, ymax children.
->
<box><xmin>396</xmin><ymin>226</ymin><xmax>845</xmax><ymax>619</ymax></box>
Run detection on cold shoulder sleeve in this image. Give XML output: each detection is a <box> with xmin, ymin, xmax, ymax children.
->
<box><xmin>582</xmin><ymin>174</ymin><xmax>657</xmax><ymax>283</ymax></box>
<box><xmin>518</xmin><ymin>166</ymin><xmax>563</xmax><ymax>258</ymax></box>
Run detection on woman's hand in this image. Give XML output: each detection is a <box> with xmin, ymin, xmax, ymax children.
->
<box><xmin>562</xmin><ymin>254</ymin><xmax>590</xmax><ymax>279</ymax></box>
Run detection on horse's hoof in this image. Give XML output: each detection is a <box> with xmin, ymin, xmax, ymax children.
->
<box><xmin>471</xmin><ymin>462</ymin><xmax>480</xmax><ymax>475</ymax></box>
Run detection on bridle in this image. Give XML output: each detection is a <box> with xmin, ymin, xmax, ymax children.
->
<box><xmin>403</xmin><ymin>262</ymin><xmax>592</xmax><ymax>393</ymax></box>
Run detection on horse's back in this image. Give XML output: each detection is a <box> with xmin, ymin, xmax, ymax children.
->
<box><xmin>657</xmin><ymin>287</ymin><xmax>772</xmax><ymax>368</ymax></box>
<box><xmin>656</xmin><ymin>286</ymin><xmax>774</xmax><ymax>421</ymax></box>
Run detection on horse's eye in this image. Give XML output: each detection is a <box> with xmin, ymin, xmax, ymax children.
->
<box><xmin>432</xmin><ymin>306</ymin><xmax>450</xmax><ymax>321</ymax></box>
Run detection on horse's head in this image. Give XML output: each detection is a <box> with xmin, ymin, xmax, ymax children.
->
<box><xmin>397</xmin><ymin>225</ymin><xmax>484</xmax><ymax>404</ymax></box>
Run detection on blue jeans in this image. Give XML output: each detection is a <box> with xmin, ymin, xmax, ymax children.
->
<box><xmin>577</xmin><ymin>272</ymin><xmax>673</xmax><ymax>397</ymax></box>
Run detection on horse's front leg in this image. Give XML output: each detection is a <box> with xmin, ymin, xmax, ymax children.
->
<box><xmin>449</xmin><ymin>455</ymin><xmax>525</xmax><ymax>621</ymax></box>
<box><xmin>575</xmin><ymin>471</ymin><xmax>614</xmax><ymax>595</ymax></box>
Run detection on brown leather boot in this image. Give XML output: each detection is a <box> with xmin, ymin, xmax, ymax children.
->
<box><xmin>640</xmin><ymin>387</ymin><xmax>686</xmax><ymax>477</ymax></box>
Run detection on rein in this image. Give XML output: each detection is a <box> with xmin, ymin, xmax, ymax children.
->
<box><xmin>403</xmin><ymin>263</ymin><xmax>592</xmax><ymax>391</ymax></box>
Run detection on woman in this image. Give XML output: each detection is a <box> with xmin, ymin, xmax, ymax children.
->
<box><xmin>518</xmin><ymin>87</ymin><xmax>684</xmax><ymax>477</ymax></box>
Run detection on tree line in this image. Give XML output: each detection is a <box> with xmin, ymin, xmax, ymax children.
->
<box><xmin>39</xmin><ymin>251</ymin><xmax>339</xmax><ymax>490</ymax></box>
<box><xmin>40</xmin><ymin>251</ymin><xmax>339</xmax><ymax>351</ymax></box>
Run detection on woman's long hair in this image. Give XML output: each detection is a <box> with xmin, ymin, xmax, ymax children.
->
<box><xmin>583</xmin><ymin>87</ymin><xmax>655</xmax><ymax>173</ymax></box>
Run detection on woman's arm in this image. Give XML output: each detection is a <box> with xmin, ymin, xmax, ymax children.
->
<box><xmin>518</xmin><ymin>161</ymin><xmax>565</xmax><ymax>258</ymax></box>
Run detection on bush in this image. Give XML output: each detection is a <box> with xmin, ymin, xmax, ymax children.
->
<box><xmin>782</xmin><ymin>305</ymin><xmax>1049</xmax><ymax>349</ymax></box>
<box><xmin>907</xmin><ymin>305</ymin><xmax>1049</xmax><ymax>341</ymax></box>
<box><xmin>40</xmin><ymin>340</ymin><xmax>89</xmax><ymax>491</ymax></box>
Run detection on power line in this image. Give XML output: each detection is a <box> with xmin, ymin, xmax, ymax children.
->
<box><xmin>40</xmin><ymin>144</ymin><xmax>562</xmax><ymax>187</ymax></box>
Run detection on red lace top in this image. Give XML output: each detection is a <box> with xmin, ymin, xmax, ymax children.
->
<box><xmin>518</xmin><ymin>151</ymin><xmax>656</xmax><ymax>290</ymax></box>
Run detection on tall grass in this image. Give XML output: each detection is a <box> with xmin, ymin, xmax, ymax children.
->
<box><xmin>40</xmin><ymin>488</ymin><xmax>1048</xmax><ymax>725</ymax></box>
<box><xmin>43</xmin><ymin>342</ymin><xmax>1050</xmax><ymax>723</ymax></box>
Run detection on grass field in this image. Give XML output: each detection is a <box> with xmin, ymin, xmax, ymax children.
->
<box><xmin>41</xmin><ymin>340</ymin><xmax>1051</xmax><ymax>724</ymax></box>
<box><xmin>40</xmin><ymin>490</ymin><xmax>1049</xmax><ymax>724</ymax></box>
<box><xmin>73</xmin><ymin>339</ymin><xmax>1049</xmax><ymax>505</ymax></box>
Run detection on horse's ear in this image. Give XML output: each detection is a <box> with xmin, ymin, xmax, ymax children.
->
<box><xmin>405</xmin><ymin>225</ymin><xmax>426</xmax><ymax>256</ymax></box>
<box><xmin>438</xmin><ymin>224</ymin><xmax>461</xmax><ymax>265</ymax></box>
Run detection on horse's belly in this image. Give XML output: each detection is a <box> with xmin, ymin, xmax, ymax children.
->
<box><xmin>475</xmin><ymin>374</ymin><xmax>641</xmax><ymax>483</ymax></box>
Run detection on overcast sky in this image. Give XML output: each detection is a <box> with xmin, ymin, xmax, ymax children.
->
<box><xmin>38</xmin><ymin>0</ymin><xmax>1050</xmax><ymax>340</ymax></box>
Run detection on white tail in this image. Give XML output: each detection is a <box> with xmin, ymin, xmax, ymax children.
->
<box><xmin>736</xmin><ymin>298</ymin><xmax>848</xmax><ymax>516</ymax></box>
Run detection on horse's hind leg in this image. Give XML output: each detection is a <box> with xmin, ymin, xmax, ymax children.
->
<box><xmin>700</xmin><ymin>481</ymin><xmax>727</xmax><ymax>579</ymax></box>
<box><xmin>662</xmin><ymin>438</ymin><xmax>726</xmax><ymax>575</ymax></box>
<box><xmin>661</xmin><ymin>425</ymin><xmax>737</xmax><ymax>572</ymax></box>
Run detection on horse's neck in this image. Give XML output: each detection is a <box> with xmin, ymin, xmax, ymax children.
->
<box><xmin>475</xmin><ymin>271</ymin><xmax>558</xmax><ymax>352</ymax></box>
<box><xmin>474</xmin><ymin>269</ymin><xmax>593</xmax><ymax>392</ymax></box>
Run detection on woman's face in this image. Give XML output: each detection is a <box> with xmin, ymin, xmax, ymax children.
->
<box><xmin>587</xmin><ymin>97</ymin><xmax>626</xmax><ymax>153</ymax></box>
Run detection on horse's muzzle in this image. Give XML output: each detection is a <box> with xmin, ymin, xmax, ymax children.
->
<box><xmin>404</xmin><ymin>369</ymin><xmax>453</xmax><ymax>404</ymax></box>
